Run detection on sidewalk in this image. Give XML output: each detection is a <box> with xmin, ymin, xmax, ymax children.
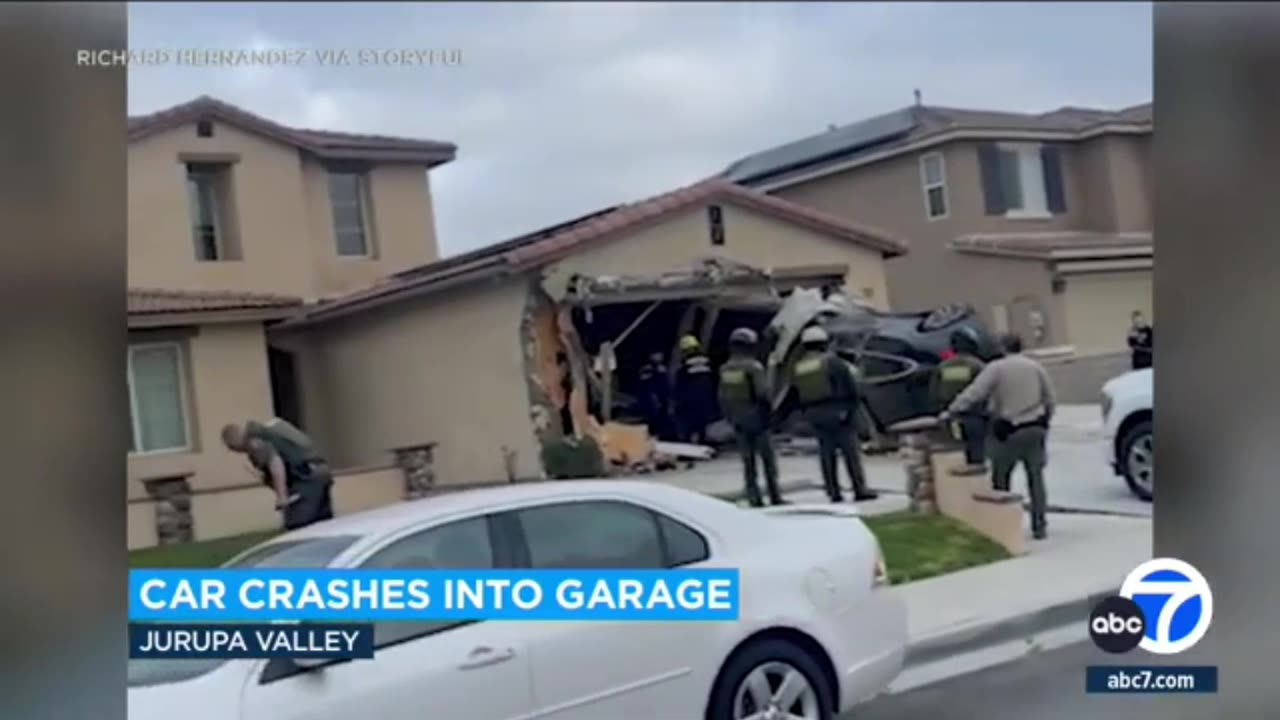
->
<box><xmin>888</xmin><ymin>511</ymin><xmax>1151</xmax><ymax>693</ymax></box>
<box><xmin>642</xmin><ymin>457</ymin><xmax>1150</xmax><ymax>694</ymax></box>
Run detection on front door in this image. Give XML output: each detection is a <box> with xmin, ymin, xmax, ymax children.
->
<box><xmin>240</xmin><ymin>516</ymin><xmax>534</xmax><ymax>720</ymax></box>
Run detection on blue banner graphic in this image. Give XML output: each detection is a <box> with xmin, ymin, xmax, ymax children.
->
<box><xmin>129</xmin><ymin>623</ymin><xmax>375</xmax><ymax>659</ymax></box>
<box><xmin>129</xmin><ymin>569</ymin><xmax>741</xmax><ymax>622</ymax></box>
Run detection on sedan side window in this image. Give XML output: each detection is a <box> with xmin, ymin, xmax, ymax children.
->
<box><xmin>656</xmin><ymin>513</ymin><xmax>710</xmax><ymax>567</ymax></box>
<box><xmin>360</xmin><ymin>516</ymin><xmax>494</xmax><ymax>648</ymax></box>
<box><xmin>516</xmin><ymin>501</ymin><xmax>664</xmax><ymax>569</ymax></box>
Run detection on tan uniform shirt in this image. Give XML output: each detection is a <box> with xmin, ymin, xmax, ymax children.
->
<box><xmin>947</xmin><ymin>353</ymin><xmax>1056</xmax><ymax>425</ymax></box>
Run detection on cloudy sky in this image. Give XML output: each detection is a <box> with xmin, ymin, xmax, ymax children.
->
<box><xmin>128</xmin><ymin>2</ymin><xmax>1152</xmax><ymax>257</ymax></box>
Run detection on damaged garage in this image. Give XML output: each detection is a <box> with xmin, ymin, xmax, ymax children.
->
<box><xmin>271</xmin><ymin>178</ymin><xmax>907</xmax><ymax>488</ymax></box>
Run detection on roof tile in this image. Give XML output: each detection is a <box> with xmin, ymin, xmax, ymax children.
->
<box><xmin>128</xmin><ymin>96</ymin><xmax>456</xmax><ymax>164</ymax></box>
<box><xmin>950</xmin><ymin>232</ymin><xmax>1153</xmax><ymax>259</ymax></box>
<box><xmin>288</xmin><ymin>178</ymin><xmax>908</xmax><ymax>325</ymax></box>
<box><xmin>128</xmin><ymin>288</ymin><xmax>303</xmax><ymax>315</ymax></box>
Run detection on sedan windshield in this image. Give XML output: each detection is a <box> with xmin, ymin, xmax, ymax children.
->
<box><xmin>127</xmin><ymin>535</ymin><xmax>360</xmax><ymax>688</ymax></box>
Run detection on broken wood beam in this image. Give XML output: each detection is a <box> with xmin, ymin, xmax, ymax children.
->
<box><xmin>654</xmin><ymin>441</ymin><xmax>715</xmax><ymax>460</ymax></box>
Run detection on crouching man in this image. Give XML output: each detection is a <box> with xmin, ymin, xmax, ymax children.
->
<box><xmin>222</xmin><ymin>418</ymin><xmax>335</xmax><ymax>531</ymax></box>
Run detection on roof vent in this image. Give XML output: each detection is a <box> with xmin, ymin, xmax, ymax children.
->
<box><xmin>196</xmin><ymin>119</ymin><xmax>214</xmax><ymax>137</ymax></box>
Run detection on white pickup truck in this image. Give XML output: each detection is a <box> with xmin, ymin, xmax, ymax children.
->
<box><xmin>1100</xmin><ymin>368</ymin><xmax>1153</xmax><ymax>501</ymax></box>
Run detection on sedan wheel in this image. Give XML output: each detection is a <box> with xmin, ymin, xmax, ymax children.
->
<box><xmin>732</xmin><ymin>661</ymin><xmax>822</xmax><ymax>720</ymax></box>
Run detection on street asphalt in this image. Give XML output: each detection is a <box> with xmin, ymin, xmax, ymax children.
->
<box><xmin>845</xmin><ymin>640</ymin><xmax>1218</xmax><ymax>720</ymax></box>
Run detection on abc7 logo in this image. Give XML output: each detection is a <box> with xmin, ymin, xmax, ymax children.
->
<box><xmin>1089</xmin><ymin>596</ymin><xmax>1147</xmax><ymax>653</ymax></box>
<box><xmin>1090</xmin><ymin>558</ymin><xmax>1214</xmax><ymax>655</ymax></box>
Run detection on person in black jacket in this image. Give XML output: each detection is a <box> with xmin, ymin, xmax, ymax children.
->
<box><xmin>636</xmin><ymin>351</ymin><xmax>674</xmax><ymax>441</ymax></box>
<box><xmin>675</xmin><ymin>335</ymin><xmax>716</xmax><ymax>447</ymax></box>
<box><xmin>1127</xmin><ymin>311</ymin><xmax>1153</xmax><ymax>369</ymax></box>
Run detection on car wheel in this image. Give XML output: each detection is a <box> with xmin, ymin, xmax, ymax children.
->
<box><xmin>708</xmin><ymin>638</ymin><xmax>835</xmax><ymax>720</ymax></box>
<box><xmin>1119</xmin><ymin>419</ymin><xmax>1153</xmax><ymax>502</ymax></box>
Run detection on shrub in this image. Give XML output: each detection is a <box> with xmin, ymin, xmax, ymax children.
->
<box><xmin>541</xmin><ymin>435</ymin><xmax>605</xmax><ymax>479</ymax></box>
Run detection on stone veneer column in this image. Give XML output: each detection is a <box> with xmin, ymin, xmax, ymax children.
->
<box><xmin>140</xmin><ymin>473</ymin><xmax>195</xmax><ymax>545</ymax></box>
<box><xmin>888</xmin><ymin>417</ymin><xmax>942</xmax><ymax>514</ymax></box>
<box><xmin>392</xmin><ymin>443</ymin><xmax>437</xmax><ymax>500</ymax></box>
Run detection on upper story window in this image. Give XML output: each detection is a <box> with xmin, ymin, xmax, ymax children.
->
<box><xmin>978</xmin><ymin>142</ymin><xmax>1067</xmax><ymax>219</ymax></box>
<box><xmin>128</xmin><ymin>342</ymin><xmax>190</xmax><ymax>454</ymax></box>
<box><xmin>185</xmin><ymin>163</ymin><xmax>239</xmax><ymax>261</ymax></box>
<box><xmin>327</xmin><ymin>171</ymin><xmax>374</xmax><ymax>258</ymax></box>
<box><xmin>919</xmin><ymin>152</ymin><xmax>948</xmax><ymax>220</ymax></box>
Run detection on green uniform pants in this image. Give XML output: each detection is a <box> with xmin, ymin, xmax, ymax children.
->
<box><xmin>813</xmin><ymin>422</ymin><xmax>869</xmax><ymax>502</ymax></box>
<box><xmin>736</xmin><ymin>429</ymin><xmax>782</xmax><ymax>507</ymax></box>
<box><xmin>991</xmin><ymin>425</ymin><xmax>1049</xmax><ymax>535</ymax></box>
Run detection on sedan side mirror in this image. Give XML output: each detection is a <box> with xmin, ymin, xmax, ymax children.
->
<box><xmin>260</xmin><ymin>655</ymin><xmax>332</xmax><ymax>684</ymax></box>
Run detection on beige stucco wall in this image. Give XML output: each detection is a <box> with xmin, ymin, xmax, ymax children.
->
<box><xmin>1073</xmin><ymin>135</ymin><xmax>1152</xmax><ymax>234</ymax></box>
<box><xmin>1062</xmin><ymin>270</ymin><xmax>1153</xmax><ymax>355</ymax></box>
<box><xmin>128</xmin><ymin>120</ymin><xmax>441</xmax><ymax>299</ymax></box>
<box><xmin>774</xmin><ymin>146</ymin><xmax>1065</xmax><ymax>344</ymax></box>
<box><xmin>770</xmin><ymin>136</ymin><xmax>1152</xmax><ymax>347</ymax></box>
<box><xmin>540</xmin><ymin>203</ymin><xmax>892</xmax><ymax>309</ymax></box>
<box><xmin>127</xmin><ymin>321</ymin><xmax>274</xmax><ymax>500</ymax></box>
<box><xmin>127</xmin><ymin>464</ymin><xmax>405</xmax><ymax>549</ymax></box>
<box><xmin>287</xmin><ymin>279</ymin><xmax>539</xmax><ymax>488</ymax></box>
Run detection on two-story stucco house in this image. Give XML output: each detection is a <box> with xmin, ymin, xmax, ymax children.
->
<box><xmin>725</xmin><ymin>101</ymin><xmax>1153</xmax><ymax>382</ymax></box>
<box><xmin>126</xmin><ymin>96</ymin><xmax>908</xmax><ymax>549</ymax></box>
<box><xmin>126</xmin><ymin>96</ymin><xmax>455</xmax><ymax>546</ymax></box>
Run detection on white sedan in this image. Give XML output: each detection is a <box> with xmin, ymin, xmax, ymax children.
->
<box><xmin>128</xmin><ymin>480</ymin><xmax>907</xmax><ymax>720</ymax></box>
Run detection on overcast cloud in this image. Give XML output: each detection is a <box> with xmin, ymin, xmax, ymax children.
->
<box><xmin>128</xmin><ymin>2</ymin><xmax>1153</xmax><ymax>257</ymax></box>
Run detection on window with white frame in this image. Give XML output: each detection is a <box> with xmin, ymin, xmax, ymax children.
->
<box><xmin>920</xmin><ymin>152</ymin><xmax>948</xmax><ymax>219</ymax></box>
<box><xmin>995</xmin><ymin>143</ymin><xmax>1049</xmax><ymax>217</ymax></box>
<box><xmin>328</xmin><ymin>171</ymin><xmax>372</xmax><ymax>257</ymax></box>
<box><xmin>128</xmin><ymin>343</ymin><xmax>190</xmax><ymax>454</ymax></box>
<box><xmin>186</xmin><ymin>163</ymin><xmax>233</xmax><ymax>261</ymax></box>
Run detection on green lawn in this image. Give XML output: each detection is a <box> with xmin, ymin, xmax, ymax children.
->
<box><xmin>863</xmin><ymin>511</ymin><xmax>1011</xmax><ymax>585</ymax></box>
<box><xmin>129</xmin><ymin>530</ymin><xmax>279</xmax><ymax>568</ymax></box>
<box><xmin>129</xmin><ymin>511</ymin><xmax>1009</xmax><ymax>585</ymax></box>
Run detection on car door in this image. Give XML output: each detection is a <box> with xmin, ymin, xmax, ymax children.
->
<box><xmin>505</xmin><ymin>500</ymin><xmax>718</xmax><ymax>720</ymax></box>
<box><xmin>239</xmin><ymin>515</ymin><xmax>534</xmax><ymax>720</ymax></box>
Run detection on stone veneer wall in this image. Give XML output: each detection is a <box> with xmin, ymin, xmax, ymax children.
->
<box><xmin>128</xmin><ymin>447</ymin><xmax>438</xmax><ymax>549</ymax></box>
<box><xmin>391</xmin><ymin>443</ymin><xmax>437</xmax><ymax>499</ymax></box>
<box><xmin>141</xmin><ymin>474</ymin><xmax>196</xmax><ymax>545</ymax></box>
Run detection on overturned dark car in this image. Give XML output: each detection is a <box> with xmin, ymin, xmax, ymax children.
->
<box><xmin>764</xmin><ymin>289</ymin><xmax>1003</xmax><ymax>440</ymax></box>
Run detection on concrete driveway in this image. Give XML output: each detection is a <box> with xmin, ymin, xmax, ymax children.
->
<box><xmin>859</xmin><ymin>404</ymin><xmax>1150</xmax><ymax>517</ymax></box>
<box><xmin>653</xmin><ymin>404</ymin><xmax>1151</xmax><ymax>517</ymax></box>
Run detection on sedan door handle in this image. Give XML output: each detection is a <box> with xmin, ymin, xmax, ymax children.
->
<box><xmin>458</xmin><ymin>645</ymin><xmax>516</xmax><ymax>670</ymax></box>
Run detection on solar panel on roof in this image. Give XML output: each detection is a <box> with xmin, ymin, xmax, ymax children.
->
<box><xmin>724</xmin><ymin>107</ymin><xmax>918</xmax><ymax>184</ymax></box>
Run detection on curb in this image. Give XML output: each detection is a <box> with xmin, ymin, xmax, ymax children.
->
<box><xmin>1039</xmin><ymin>504</ymin><xmax>1151</xmax><ymax>519</ymax></box>
<box><xmin>902</xmin><ymin>586</ymin><xmax>1115</xmax><ymax>670</ymax></box>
